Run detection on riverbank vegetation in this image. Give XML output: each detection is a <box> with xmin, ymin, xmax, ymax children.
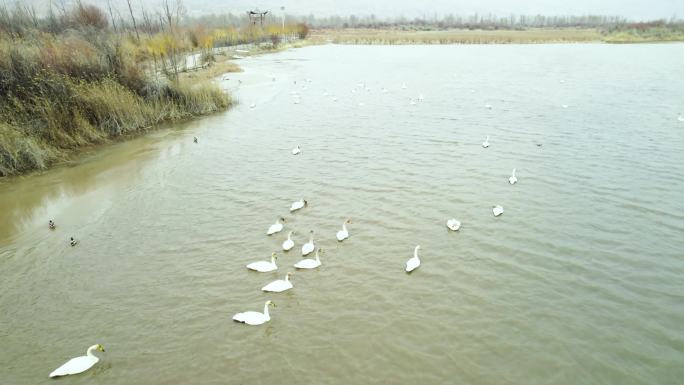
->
<box><xmin>0</xmin><ymin>2</ymin><xmax>309</xmax><ymax>177</ymax></box>
<box><xmin>305</xmin><ymin>13</ymin><xmax>684</xmax><ymax>44</ymax></box>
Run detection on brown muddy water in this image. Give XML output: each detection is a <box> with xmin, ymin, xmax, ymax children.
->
<box><xmin>1</xmin><ymin>44</ymin><xmax>684</xmax><ymax>385</ymax></box>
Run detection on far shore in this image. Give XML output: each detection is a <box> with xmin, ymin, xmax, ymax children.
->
<box><xmin>310</xmin><ymin>27</ymin><xmax>684</xmax><ymax>44</ymax></box>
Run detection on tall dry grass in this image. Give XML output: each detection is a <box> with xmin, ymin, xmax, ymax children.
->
<box><xmin>0</xmin><ymin>5</ymin><xmax>232</xmax><ymax>177</ymax></box>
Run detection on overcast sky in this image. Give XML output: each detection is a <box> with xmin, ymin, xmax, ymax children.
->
<box><xmin>34</xmin><ymin>0</ymin><xmax>684</xmax><ymax>20</ymax></box>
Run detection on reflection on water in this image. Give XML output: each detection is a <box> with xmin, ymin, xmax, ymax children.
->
<box><xmin>1</xmin><ymin>44</ymin><xmax>684</xmax><ymax>385</ymax></box>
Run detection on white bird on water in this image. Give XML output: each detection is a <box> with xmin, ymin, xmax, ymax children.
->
<box><xmin>401</xmin><ymin>83</ymin><xmax>407</xmax><ymax>89</ymax></box>
<box><xmin>678</xmin><ymin>114</ymin><xmax>684</xmax><ymax>122</ymax></box>
<box><xmin>493</xmin><ymin>205</ymin><xmax>504</xmax><ymax>217</ymax></box>
<box><xmin>247</xmin><ymin>252</ymin><xmax>278</xmax><ymax>272</ymax></box>
<box><xmin>302</xmin><ymin>231</ymin><xmax>315</xmax><ymax>256</ymax></box>
<box><xmin>336</xmin><ymin>219</ymin><xmax>351</xmax><ymax>241</ymax></box>
<box><xmin>290</xmin><ymin>199</ymin><xmax>308</xmax><ymax>212</ymax></box>
<box><xmin>292</xmin><ymin>145</ymin><xmax>301</xmax><ymax>155</ymax></box>
<box><xmin>249</xmin><ymin>103</ymin><xmax>256</xmax><ymax>109</ymax></box>
<box><xmin>282</xmin><ymin>231</ymin><xmax>295</xmax><ymax>251</ymax></box>
<box><xmin>49</xmin><ymin>344</ymin><xmax>105</xmax><ymax>378</ymax></box>
<box><xmin>418</xmin><ymin>94</ymin><xmax>424</xmax><ymax>101</ymax></box>
<box><xmin>267</xmin><ymin>217</ymin><xmax>285</xmax><ymax>235</ymax></box>
<box><xmin>485</xmin><ymin>104</ymin><xmax>492</xmax><ymax>109</ymax></box>
<box><xmin>446</xmin><ymin>219</ymin><xmax>461</xmax><ymax>231</ymax></box>
<box><xmin>482</xmin><ymin>135</ymin><xmax>490</xmax><ymax>148</ymax></box>
<box><xmin>233</xmin><ymin>300</ymin><xmax>276</xmax><ymax>326</ymax></box>
<box><xmin>262</xmin><ymin>272</ymin><xmax>294</xmax><ymax>292</ymax></box>
<box><xmin>295</xmin><ymin>248</ymin><xmax>323</xmax><ymax>269</ymax></box>
<box><xmin>405</xmin><ymin>245</ymin><xmax>421</xmax><ymax>273</ymax></box>
<box><xmin>509</xmin><ymin>168</ymin><xmax>518</xmax><ymax>185</ymax></box>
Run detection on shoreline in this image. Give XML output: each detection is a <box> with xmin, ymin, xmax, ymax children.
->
<box><xmin>310</xmin><ymin>27</ymin><xmax>684</xmax><ymax>44</ymax></box>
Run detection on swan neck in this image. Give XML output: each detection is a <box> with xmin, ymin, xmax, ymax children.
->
<box><xmin>271</xmin><ymin>256</ymin><xmax>277</xmax><ymax>266</ymax></box>
<box><xmin>263</xmin><ymin>303</ymin><xmax>270</xmax><ymax>318</ymax></box>
<box><xmin>414</xmin><ymin>246</ymin><xmax>420</xmax><ymax>258</ymax></box>
<box><xmin>86</xmin><ymin>345</ymin><xmax>98</xmax><ymax>357</ymax></box>
<box><xmin>342</xmin><ymin>222</ymin><xmax>347</xmax><ymax>232</ymax></box>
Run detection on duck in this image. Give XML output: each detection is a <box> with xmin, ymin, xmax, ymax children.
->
<box><xmin>282</xmin><ymin>231</ymin><xmax>295</xmax><ymax>251</ymax></box>
<box><xmin>482</xmin><ymin>135</ymin><xmax>490</xmax><ymax>148</ymax></box>
<box><xmin>49</xmin><ymin>344</ymin><xmax>105</xmax><ymax>378</ymax></box>
<box><xmin>336</xmin><ymin>219</ymin><xmax>351</xmax><ymax>241</ymax></box>
<box><xmin>262</xmin><ymin>272</ymin><xmax>294</xmax><ymax>292</ymax></box>
<box><xmin>247</xmin><ymin>252</ymin><xmax>278</xmax><ymax>272</ymax></box>
<box><xmin>267</xmin><ymin>218</ymin><xmax>285</xmax><ymax>236</ymax></box>
<box><xmin>193</xmin><ymin>137</ymin><xmax>198</xmax><ymax>143</ymax></box>
<box><xmin>302</xmin><ymin>231</ymin><xmax>315</xmax><ymax>256</ymax></box>
<box><xmin>405</xmin><ymin>245</ymin><xmax>421</xmax><ymax>273</ymax></box>
<box><xmin>290</xmin><ymin>199</ymin><xmax>308</xmax><ymax>212</ymax></box>
<box><xmin>69</xmin><ymin>237</ymin><xmax>78</xmax><ymax>247</ymax></box>
<box><xmin>292</xmin><ymin>145</ymin><xmax>301</xmax><ymax>155</ymax></box>
<box><xmin>509</xmin><ymin>168</ymin><xmax>518</xmax><ymax>185</ymax></box>
<box><xmin>49</xmin><ymin>220</ymin><xmax>56</xmax><ymax>230</ymax></box>
<box><xmin>446</xmin><ymin>219</ymin><xmax>461</xmax><ymax>231</ymax></box>
<box><xmin>493</xmin><ymin>205</ymin><xmax>504</xmax><ymax>217</ymax></box>
<box><xmin>294</xmin><ymin>248</ymin><xmax>323</xmax><ymax>269</ymax></box>
<box><xmin>233</xmin><ymin>300</ymin><xmax>276</xmax><ymax>326</ymax></box>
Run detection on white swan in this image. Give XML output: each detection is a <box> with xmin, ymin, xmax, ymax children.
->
<box><xmin>406</xmin><ymin>245</ymin><xmax>421</xmax><ymax>273</ymax></box>
<box><xmin>247</xmin><ymin>252</ymin><xmax>278</xmax><ymax>272</ymax></box>
<box><xmin>493</xmin><ymin>205</ymin><xmax>504</xmax><ymax>217</ymax></box>
<box><xmin>294</xmin><ymin>248</ymin><xmax>323</xmax><ymax>269</ymax></box>
<box><xmin>233</xmin><ymin>300</ymin><xmax>276</xmax><ymax>326</ymax></box>
<box><xmin>282</xmin><ymin>231</ymin><xmax>295</xmax><ymax>251</ymax></box>
<box><xmin>509</xmin><ymin>168</ymin><xmax>518</xmax><ymax>185</ymax></box>
<box><xmin>678</xmin><ymin>115</ymin><xmax>684</xmax><ymax>122</ymax></box>
<box><xmin>262</xmin><ymin>272</ymin><xmax>294</xmax><ymax>292</ymax></box>
<box><xmin>485</xmin><ymin>103</ymin><xmax>492</xmax><ymax>109</ymax></box>
<box><xmin>302</xmin><ymin>231</ymin><xmax>315</xmax><ymax>256</ymax></box>
<box><xmin>267</xmin><ymin>218</ymin><xmax>285</xmax><ymax>235</ymax></box>
<box><xmin>292</xmin><ymin>146</ymin><xmax>301</xmax><ymax>155</ymax></box>
<box><xmin>249</xmin><ymin>103</ymin><xmax>256</xmax><ymax>109</ymax></box>
<box><xmin>401</xmin><ymin>83</ymin><xmax>407</xmax><ymax>89</ymax></box>
<box><xmin>290</xmin><ymin>199</ymin><xmax>308</xmax><ymax>212</ymax></box>
<box><xmin>49</xmin><ymin>344</ymin><xmax>105</xmax><ymax>378</ymax></box>
<box><xmin>446</xmin><ymin>219</ymin><xmax>461</xmax><ymax>231</ymax></box>
<box><xmin>562</xmin><ymin>104</ymin><xmax>569</xmax><ymax>108</ymax></box>
<box><xmin>336</xmin><ymin>219</ymin><xmax>351</xmax><ymax>241</ymax></box>
<box><xmin>482</xmin><ymin>135</ymin><xmax>490</xmax><ymax>148</ymax></box>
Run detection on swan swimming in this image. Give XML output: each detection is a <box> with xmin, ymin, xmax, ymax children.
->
<box><xmin>282</xmin><ymin>231</ymin><xmax>295</xmax><ymax>251</ymax></box>
<box><xmin>290</xmin><ymin>199</ymin><xmax>308</xmax><ymax>212</ymax></box>
<box><xmin>405</xmin><ymin>245</ymin><xmax>421</xmax><ymax>273</ymax></box>
<box><xmin>262</xmin><ymin>272</ymin><xmax>294</xmax><ymax>292</ymax></box>
<box><xmin>678</xmin><ymin>115</ymin><xmax>684</xmax><ymax>122</ymax></box>
<box><xmin>247</xmin><ymin>252</ymin><xmax>278</xmax><ymax>272</ymax></box>
<box><xmin>49</xmin><ymin>344</ymin><xmax>105</xmax><ymax>378</ymax></box>
<box><xmin>292</xmin><ymin>145</ymin><xmax>301</xmax><ymax>155</ymax></box>
<box><xmin>302</xmin><ymin>231</ymin><xmax>315</xmax><ymax>256</ymax></box>
<box><xmin>482</xmin><ymin>135</ymin><xmax>490</xmax><ymax>148</ymax></box>
<box><xmin>294</xmin><ymin>248</ymin><xmax>323</xmax><ymax>269</ymax></box>
<box><xmin>446</xmin><ymin>219</ymin><xmax>461</xmax><ymax>231</ymax></box>
<box><xmin>336</xmin><ymin>219</ymin><xmax>351</xmax><ymax>241</ymax></box>
<box><xmin>249</xmin><ymin>103</ymin><xmax>256</xmax><ymax>109</ymax></box>
<box><xmin>509</xmin><ymin>168</ymin><xmax>518</xmax><ymax>185</ymax></box>
<box><xmin>493</xmin><ymin>205</ymin><xmax>504</xmax><ymax>217</ymax></box>
<box><xmin>233</xmin><ymin>300</ymin><xmax>276</xmax><ymax>326</ymax></box>
<box><xmin>267</xmin><ymin>218</ymin><xmax>285</xmax><ymax>235</ymax></box>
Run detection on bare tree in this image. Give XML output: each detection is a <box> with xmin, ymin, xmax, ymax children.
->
<box><xmin>126</xmin><ymin>0</ymin><xmax>139</xmax><ymax>41</ymax></box>
<box><xmin>107</xmin><ymin>0</ymin><xmax>117</xmax><ymax>32</ymax></box>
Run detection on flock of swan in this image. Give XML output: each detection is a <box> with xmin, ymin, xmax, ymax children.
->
<box><xmin>232</xmin><ymin>190</ymin><xmax>353</xmax><ymax>325</ymax></box>
<box><xmin>45</xmin><ymin>74</ymin><xmax>533</xmax><ymax>379</ymax></box>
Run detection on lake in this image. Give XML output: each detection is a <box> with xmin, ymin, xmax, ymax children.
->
<box><xmin>1</xmin><ymin>43</ymin><xmax>683</xmax><ymax>384</ymax></box>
